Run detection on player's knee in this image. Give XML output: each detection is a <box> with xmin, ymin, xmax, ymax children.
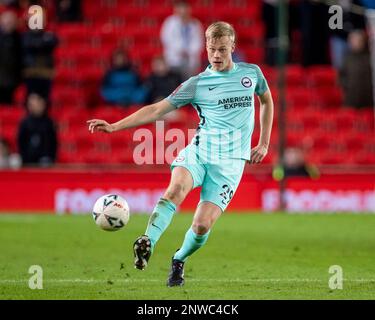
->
<box><xmin>192</xmin><ymin>222</ymin><xmax>210</xmax><ymax>235</ymax></box>
<box><xmin>164</xmin><ymin>183</ymin><xmax>187</xmax><ymax>204</ymax></box>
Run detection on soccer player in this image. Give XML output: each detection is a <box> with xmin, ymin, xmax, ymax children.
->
<box><xmin>88</xmin><ymin>21</ymin><xmax>274</xmax><ymax>287</ymax></box>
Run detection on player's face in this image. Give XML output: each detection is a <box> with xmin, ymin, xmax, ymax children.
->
<box><xmin>206</xmin><ymin>36</ymin><xmax>235</xmax><ymax>72</ymax></box>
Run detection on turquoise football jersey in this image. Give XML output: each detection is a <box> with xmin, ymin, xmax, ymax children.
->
<box><xmin>166</xmin><ymin>62</ymin><xmax>269</xmax><ymax>161</ymax></box>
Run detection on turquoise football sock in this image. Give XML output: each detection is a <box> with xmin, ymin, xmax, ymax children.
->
<box><xmin>145</xmin><ymin>198</ymin><xmax>176</xmax><ymax>251</ymax></box>
<box><xmin>173</xmin><ymin>227</ymin><xmax>210</xmax><ymax>262</ymax></box>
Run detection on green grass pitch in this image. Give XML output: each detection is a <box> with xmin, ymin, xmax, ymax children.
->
<box><xmin>0</xmin><ymin>212</ymin><xmax>374</xmax><ymax>300</ymax></box>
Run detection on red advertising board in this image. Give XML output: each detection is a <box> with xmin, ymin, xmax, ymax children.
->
<box><xmin>0</xmin><ymin>169</ymin><xmax>373</xmax><ymax>213</ymax></box>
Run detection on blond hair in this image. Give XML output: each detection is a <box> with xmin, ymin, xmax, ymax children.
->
<box><xmin>205</xmin><ymin>21</ymin><xmax>236</xmax><ymax>43</ymax></box>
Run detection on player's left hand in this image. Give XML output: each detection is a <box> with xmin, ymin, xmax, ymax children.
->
<box><xmin>248</xmin><ymin>144</ymin><xmax>268</xmax><ymax>164</ymax></box>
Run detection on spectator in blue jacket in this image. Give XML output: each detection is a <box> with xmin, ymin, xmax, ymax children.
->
<box><xmin>100</xmin><ymin>49</ymin><xmax>147</xmax><ymax>106</ymax></box>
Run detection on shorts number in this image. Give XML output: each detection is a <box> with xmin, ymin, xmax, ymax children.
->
<box><xmin>220</xmin><ymin>184</ymin><xmax>234</xmax><ymax>206</ymax></box>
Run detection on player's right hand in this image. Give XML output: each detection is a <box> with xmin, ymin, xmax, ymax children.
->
<box><xmin>87</xmin><ymin>119</ymin><xmax>114</xmax><ymax>133</ymax></box>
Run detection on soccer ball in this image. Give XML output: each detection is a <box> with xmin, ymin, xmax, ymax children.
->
<box><xmin>92</xmin><ymin>194</ymin><xmax>130</xmax><ymax>231</ymax></box>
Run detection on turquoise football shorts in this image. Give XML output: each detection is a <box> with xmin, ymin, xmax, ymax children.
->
<box><xmin>171</xmin><ymin>144</ymin><xmax>246</xmax><ymax>212</ymax></box>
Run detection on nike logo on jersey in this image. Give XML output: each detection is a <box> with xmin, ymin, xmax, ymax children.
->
<box><xmin>208</xmin><ymin>86</ymin><xmax>218</xmax><ymax>91</ymax></box>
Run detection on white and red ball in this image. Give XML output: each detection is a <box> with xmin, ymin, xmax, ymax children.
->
<box><xmin>92</xmin><ymin>194</ymin><xmax>129</xmax><ymax>231</ymax></box>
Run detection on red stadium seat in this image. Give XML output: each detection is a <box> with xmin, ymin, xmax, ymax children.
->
<box><xmin>353</xmin><ymin>152</ymin><xmax>375</xmax><ymax>165</ymax></box>
<box><xmin>286</xmin><ymin>65</ymin><xmax>305</xmax><ymax>87</ymax></box>
<box><xmin>260</xmin><ymin>66</ymin><xmax>277</xmax><ymax>86</ymax></box>
<box><xmin>242</xmin><ymin>47</ymin><xmax>264</xmax><ymax>64</ymax></box>
<box><xmin>311</xmin><ymin>135</ymin><xmax>331</xmax><ymax>151</ymax></box>
<box><xmin>315</xmin><ymin>87</ymin><xmax>343</xmax><ymax>107</ymax></box>
<box><xmin>57</xmin><ymin>24</ymin><xmax>91</xmax><ymax>46</ymax></box>
<box><xmin>319</xmin><ymin>152</ymin><xmax>343</xmax><ymax>164</ymax></box>
<box><xmin>51</xmin><ymin>88</ymin><xmax>88</xmax><ymax>108</ymax></box>
<box><xmin>236</xmin><ymin>23</ymin><xmax>264</xmax><ymax>46</ymax></box>
<box><xmin>13</xmin><ymin>85</ymin><xmax>27</xmax><ymax>105</ymax></box>
<box><xmin>344</xmin><ymin>135</ymin><xmax>366</xmax><ymax>153</ymax></box>
<box><xmin>307</xmin><ymin>65</ymin><xmax>338</xmax><ymax>87</ymax></box>
<box><xmin>0</xmin><ymin>107</ymin><xmax>25</xmax><ymax>125</ymax></box>
<box><xmin>286</xmin><ymin>88</ymin><xmax>314</xmax><ymax>107</ymax></box>
<box><xmin>0</xmin><ymin>123</ymin><xmax>18</xmax><ymax>151</ymax></box>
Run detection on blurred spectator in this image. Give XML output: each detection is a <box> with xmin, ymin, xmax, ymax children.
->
<box><xmin>0</xmin><ymin>10</ymin><xmax>21</xmax><ymax>104</ymax></box>
<box><xmin>145</xmin><ymin>56</ymin><xmax>182</xmax><ymax>104</ymax></box>
<box><xmin>329</xmin><ymin>0</ymin><xmax>351</xmax><ymax>70</ymax></box>
<box><xmin>262</xmin><ymin>0</ymin><xmax>302</xmax><ymax>65</ymax></box>
<box><xmin>0</xmin><ymin>138</ymin><xmax>11</xmax><ymax>168</ymax></box>
<box><xmin>160</xmin><ymin>0</ymin><xmax>204</xmax><ymax>80</ymax></box>
<box><xmin>100</xmin><ymin>49</ymin><xmax>147</xmax><ymax>106</ymax></box>
<box><xmin>339</xmin><ymin>30</ymin><xmax>374</xmax><ymax>108</ymax></box>
<box><xmin>284</xmin><ymin>147</ymin><xmax>309</xmax><ymax>177</ymax></box>
<box><xmin>17</xmin><ymin>93</ymin><xmax>57</xmax><ymax>166</ymax></box>
<box><xmin>0</xmin><ymin>137</ymin><xmax>21</xmax><ymax>169</ymax></box>
<box><xmin>0</xmin><ymin>0</ymin><xmax>18</xmax><ymax>7</ymax></box>
<box><xmin>300</xmin><ymin>0</ymin><xmax>330</xmax><ymax>66</ymax></box>
<box><xmin>21</xmin><ymin>23</ymin><xmax>58</xmax><ymax>101</ymax></box>
<box><xmin>360</xmin><ymin>0</ymin><xmax>375</xmax><ymax>107</ymax></box>
<box><xmin>329</xmin><ymin>0</ymin><xmax>366</xmax><ymax>70</ymax></box>
<box><xmin>55</xmin><ymin>0</ymin><xmax>82</xmax><ymax>22</ymax></box>
<box><xmin>262</xmin><ymin>0</ymin><xmax>279</xmax><ymax>66</ymax></box>
<box><xmin>282</xmin><ymin>147</ymin><xmax>318</xmax><ymax>178</ymax></box>
<box><xmin>360</xmin><ymin>0</ymin><xmax>375</xmax><ymax>9</ymax></box>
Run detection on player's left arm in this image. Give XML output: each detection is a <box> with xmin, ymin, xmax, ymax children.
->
<box><xmin>249</xmin><ymin>89</ymin><xmax>274</xmax><ymax>164</ymax></box>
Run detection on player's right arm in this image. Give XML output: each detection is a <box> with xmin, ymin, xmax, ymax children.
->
<box><xmin>87</xmin><ymin>99</ymin><xmax>175</xmax><ymax>133</ymax></box>
<box><xmin>88</xmin><ymin>76</ymin><xmax>197</xmax><ymax>133</ymax></box>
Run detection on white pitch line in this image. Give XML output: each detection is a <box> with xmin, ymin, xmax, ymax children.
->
<box><xmin>1</xmin><ymin>278</ymin><xmax>375</xmax><ymax>284</ymax></box>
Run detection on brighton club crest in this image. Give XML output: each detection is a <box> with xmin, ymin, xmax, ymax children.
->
<box><xmin>241</xmin><ymin>77</ymin><xmax>252</xmax><ymax>88</ymax></box>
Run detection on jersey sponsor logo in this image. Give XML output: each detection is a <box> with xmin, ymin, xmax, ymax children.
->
<box><xmin>218</xmin><ymin>96</ymin><xmax>252</xmax><ymax>109</ymax></box>
<box><xmin>208</xmin><ymin>86</ymin><xmax>218</xmax><ymax>91</ymax></box>
<box><xmin>241</xmin><ymin>77</ymin><xmax>252</xmax><ymax>88</ymax></box>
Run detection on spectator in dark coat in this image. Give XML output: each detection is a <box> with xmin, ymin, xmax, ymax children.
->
<box><xmin>329</xmin><ymin>0</ymin><xmax>366</xmax><ymax>70</ymax></box>
<box><xmin>280</xmin><ymin>147</ymin><xmax>319</xmax><ymax>179</ymax></box>
<box><xmin>18</xmin><ymin>93</ymin><xmax>57</xmax><ymax>166</ymax></box>
<box><xmin>55</xmin><ymin>0</ymin><xmax>82</xmax><ymax>22</ymax></box>
<box><xmin>101</xmin><ymin>49</ymin><xmax>147</xmax><ymax>106</ymax></box>
<box><xmin>0</xmin><ymin>10</ymin><xmax>22</xmax><ymax>104</ymax></box>
<box><xmin>339</xmin><ymin>30</ymin><xmax>374</xmax><ymax>108</ymax></box>
<box><xmin>145</xmin><ymin>56</ymin><xmax>182</xmax><ymax>104</ymax></box>
<box><xmin>300</xmin><ymin>0</ymin><xmax>330</xmax><ymax>66</ymax></box>
<box><xmin>21</xmin><ymin>26</ymin><xmax>58</xmax><ymax>101</ymax></box>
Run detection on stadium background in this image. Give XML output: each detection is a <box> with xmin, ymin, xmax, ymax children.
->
<box><xmin>0</xmin><ymin>0</ymin><xmax>374</xmax><ymax>214</ymax></box>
